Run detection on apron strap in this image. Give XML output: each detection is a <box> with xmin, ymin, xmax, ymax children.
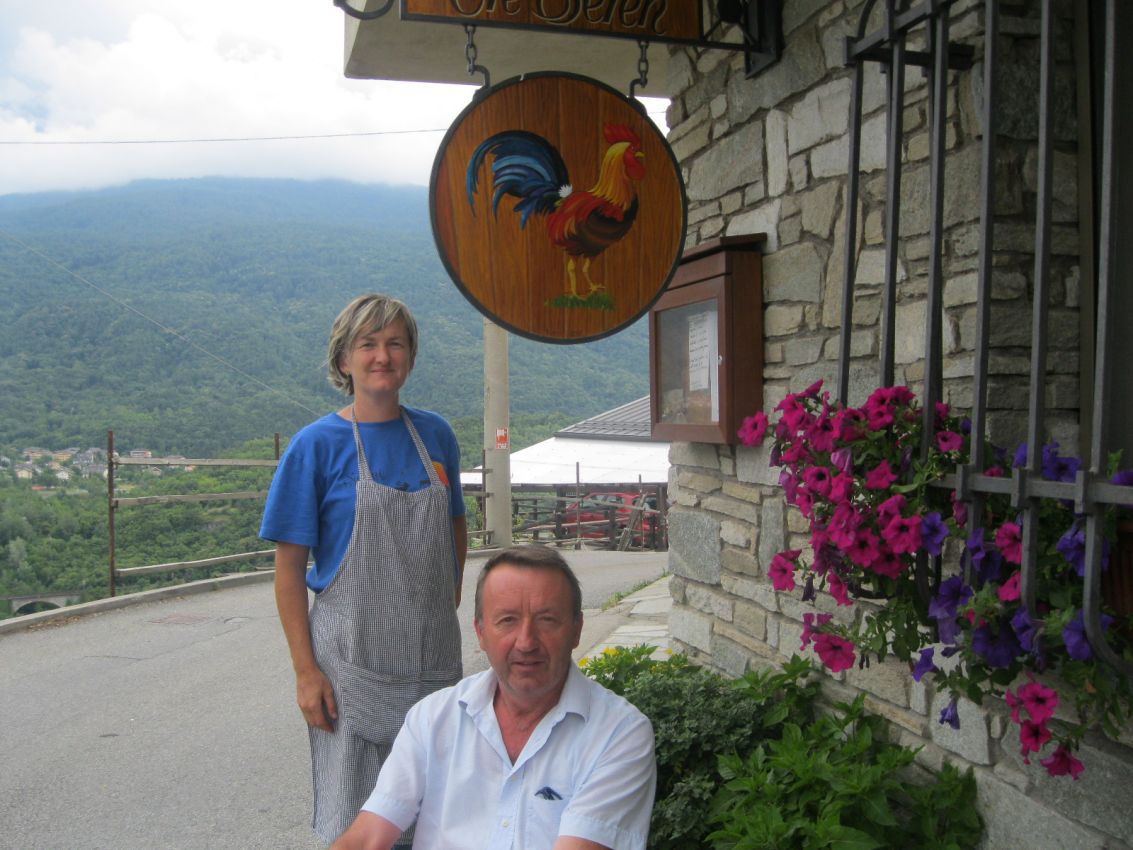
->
<box><xmin>349</xmin><ymin>406</ymin><xmax>443</xmax><ymax>488</ymax></box>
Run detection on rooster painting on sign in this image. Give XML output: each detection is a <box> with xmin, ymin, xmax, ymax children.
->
<box><xmin>466</xmin><ymin>123</ymin><xmax>646</xmax><ymax>300</ymax></box>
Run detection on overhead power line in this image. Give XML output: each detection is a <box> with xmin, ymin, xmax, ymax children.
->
<box><xmin>0</xmin><ymin>229</ymin><xmax>323</xmax><ymax>418</ymax></box>
<box><xmin>0</xmin><ymin>112</ymin><xmax>669</xmax><ymax>147</ymax></box>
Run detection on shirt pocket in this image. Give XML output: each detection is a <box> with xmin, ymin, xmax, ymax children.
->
<box><xmin>524</xmin><ymin>773</ymin><xmax>576</xmax><ymax>841</ymax></box>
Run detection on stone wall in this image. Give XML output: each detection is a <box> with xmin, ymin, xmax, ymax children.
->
<box><xmin>663</xmin><ymin>1</ymin><xmax>1132</xmax><ymax>847</ymax></box>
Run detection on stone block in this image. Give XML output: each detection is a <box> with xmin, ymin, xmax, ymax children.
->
<box><xmin>764</xmin><ymin>303</ymin><xmax>806</xmax><ymax>336</ymax></box>
<box><xmin>665</xmin><ymin>48</ymin><xmax>693</xmax><ymax>94</ymax></box>
<box><xmin>721</xmin><ymin>546</ymin><xmax>760</xmax><ymax>577</ymax></box>
<box><xmin>810</xmin><ymin>134</ymin><xmax>848</xmax><ymax>179</ymax></box>
<box><xmin>725</xmin><ymin>198</ymin><xmax>782</xmax><ymax>252</ymax></box>
<box><xmin>855</xmin><ymin>247</ymin><xmax>907</xmax><ymax>286</ymax></box>
<box><xmin>789</xmin><ymin>153</ymin><xmax>809</xmax><ymax>190</ymax></box>
<box><xmin>894</xmin><ymin>299</ymin><xmax>927</xmax><ymax>364</ymax></box>
<box><xmin>669</xmin><ymin>441</ymin><xmax>720</xmax><ymax>470</ymax></box>
<box><xmin>973</xmin><ymin>769</ymin><xmax>1120</xmax><ymax>850</ymax></box>
<box><xmin>726</xmin><ymin>26</ymin><xmax>826</xmax><ymax>123</ymax></box>
<box><xmin>860</xmin><ymin>111</ymin><xmax>889</xmax><ymax>172</ymax></box>
<box><xmin>720</xmin><ymin>190</ymin><xmax>743</xmax><ymax>216</ymax></box>
<box><xmin>684</xmin><ymin>582</ymin><xmax>734</xmax><ymax>622</ymax></box>
<box><xmin>944</xmin><ymin>271</ymin><xmax>978</xmax><ymax>307</ymax></box>
<box><xmin>733</xmin><ymin>599</ymin><xmax>768</xmax><ymax>641</ymax></box>
<box><xmin>735</xmin><ymin>442</ymin><xmax>779</xmax><ymax>487</ymax></box>
<box><xmin>671</xmin><ymin>120</ymin><xmax>712</xmax><ymax>161</ymax></box>
<box><xmin>721</xmin><ymin>572</ymin><xmax>771</xmax><ymax>604</ymax></box>
<box><xmin>929</xmin><ymin>692</ymin><xmax>990</xmax><ymax>764</ymax></box>
<box><xmin>720</xmin><ymin>520</ymin><xmax>751</xmax><ymax>549</ymax></box>
<box><xmin>862</xmin><ymin>695</ymin><xmax>927</xmax><ymax>736</ymax></box>
<box><xmin>686</xmin><ymin>201</ymin><xmax>720</xmax><ymax>225</ymax></box>
<box><xmin>701</xmin><ymin>494</ymin><xmax>760</xmax><ymax>525</ymax></box>
<box><xmin>784</xmin><ymin>335</ymin><xmax>824</xmax><ymax>365</ymax></box>
<box><xmin>667</xmin><ymin>508</ymin><xmax>721</xmax><ymax>584</ymax></box>
<box><xmin>778</xmin><ymin>215</ymin><xmax>802</xmax><ymax>246</ymax></box>
<box><xmin>788</xmin><ymin>77</ymin><xmax>852</xmax><ymax>154</ymax></box>
<box><xmin>670</xmin><ymin>605</ymin><xmax>713</xmax><ymax>653</ymax></box>
<box><xmin>677</xmin><ymin>470</ymin><xmax>722</xmax><ymax>494</ymax></box>
<box><xmin>800</xmin><ymin>180</ymin><xmax>841</xmax><ymax>239</ymax></box>
<box><xmin>710</xmin><ymin>631</ymin><xmax>754</xmax><ymax>677</ymax></box>
<box><xmin>757</xmin><ymin>497</ymin><xmax>787</xmax><ymax>569</ymax></box>
<box><xmin>687</xmin><ymin>122</ymin><xmax>764</xmax><ymax>202</ymax></box>
<box><xmin>764</xmin><ymin>241</ymin><xmax>825</xmax><ymax>303</ymax></box>
<box><xmin>765</xmin><ymin>109</ymin><xmax>789</xmax><ymax>196</ymax></box>
<box><xmin>699</xmin><ymin>217</ymin><xmax>725</xmax><ymax>239</ymax></box>
<box><xmin>669</xmin><ymin>103</ymin><xmax>709</xmax><ymax>143</ymax></box>
<box><xmin>721</xmin><ymin>481</ymin><xmax>762</xmax><ymax>504</ymax></box>
<box><xmin>845</xmin><ymin>656</ymin><xmax>912</xmax><ymax>708</ymax></box>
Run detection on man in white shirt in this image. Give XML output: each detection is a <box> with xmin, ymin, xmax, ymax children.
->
<box><xmin>330</xmin><ymin>544</ymin><xmax>657</xmax><ymax>850</ymax></box>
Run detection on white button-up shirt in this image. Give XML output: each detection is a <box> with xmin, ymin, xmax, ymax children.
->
<box><xmin>362</xmin><ymin>665</ymin><xmax>656</xmax><ymax>849</ymax></box>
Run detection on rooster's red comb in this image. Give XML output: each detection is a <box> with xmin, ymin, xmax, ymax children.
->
<box><xmin>603</xmin><ymin>124</ymin><xmax>642</xmax><ymax>147</ymax></box>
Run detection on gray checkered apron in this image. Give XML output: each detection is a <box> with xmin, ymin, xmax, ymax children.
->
<box><xmin>307</xmin><ymin>409</ymin><xmax>462</xmax><ymax>843</ymax></box>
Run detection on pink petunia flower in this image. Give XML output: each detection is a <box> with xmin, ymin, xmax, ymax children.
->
<box><xmin>737</xmin><ymin>411</ymin><xmax>769</xmax><ymax>446</ymax></box>
<box><xmin>833</xmin><ymin>409</ymin><xmax>867</xmax><ymax>443</ymax></box>
<box><xmin>866</xmin><ymin>405</ymin><xmax>895</xmax><ymax>431</ymax></box>
<box><xmin>846</xmin><ymin>527</ymin><xmax>881</xmax><ymax>567</ymax></box>
<box><xmin>800</xmin><ymin>611</ymin><xmax>834</xmax><ymax>650</ymax></box>
<box><xmin>768</xmin><ymin>553</ymin><xmax>798</xmax><ymax>592</ymax></box>
<box><xmin>802</xmin><ymin>466</ymin><xmax>833</xmax><ymax>499</ymax></box>
<box><xmin>877</xmin><ymin>493</ymin><xmax>907</xmax><ymax>528</ymax></box>
<box><xmin>1019</xmin><ymin>720</ymin><xmax>1052</xmax><ymax>754</ymax></box>
<box><xmin>829</xmin><ymin>473</ymin><xmax>854</xmax><ymax>503</ymax></box>
<box><xmin>1018</xmin><ymin>681</ymin><xmax>1059</xmax><ymax>725</ymax></box>
<box><xmin>869</xmin><ymin>546</ymin><xmax>906</xmax><ymax>579</ymax></box>
<box><xmin>806</xmin><ymin>415</ymin><xmax>837</xmax><ymax>453</ymax></box>
<box><xmin>996</xmin><ymin>522</ymin><xmax>1024</xmax><ymax>564</ymax></box>
<box><xmin>951</xmin><ymin>492</ymin><xmax>969</xmax><ymax>527</ymax></box>
<box><xmin>883</xmin><ymin>514</ymin><xmax>923</xmax><ymax>555</ymax></box>
<box><xmin>827</xmin><ymin>571</ymin><xmax>853</xmax><ymax>606</ymax></box>
<box><xmin>1041</xmin><ymin>745</ymin><xmax>1085</xmax><ymax>779</ymax></box>
<box><xmin>1005</xmin><ymin>689</ymin><xmax>1023</xmax><ymax>724</ymax></box>
<box><xmin>813</xmin><ymin>633</ymin><xmax>856</xmax><ymax>673</ymax></box>
<box><xmin>936</xmin><ymin>430</ymin><xmax>964</xmax><ymax>452</ymax></box>
<box><xmin>866</xmin><ymin>459</ymin><xmax>898</xmax><ymax>490</ymax></box>
<box><xmin>997</xmin><ymin>571</ymin><xmax>1021</xmax><ymax>602</ymax></box>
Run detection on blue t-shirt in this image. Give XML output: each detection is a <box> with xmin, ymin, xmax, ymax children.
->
<box><xmin>259</xmin><ymin>406</ymin><xmax>464</xmax><ymax>592</ymax></box>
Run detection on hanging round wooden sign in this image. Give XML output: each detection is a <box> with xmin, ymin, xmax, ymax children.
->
<box><xmin>430</xmin><ymin>72</ymin><xmax>687</xmax><ymax>344</ymax></box>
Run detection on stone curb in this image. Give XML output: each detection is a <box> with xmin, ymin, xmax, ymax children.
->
<box><xmin>0</xmin><ymin>570</ymin><xmax>275</xmax><ymax>636</ymax></box>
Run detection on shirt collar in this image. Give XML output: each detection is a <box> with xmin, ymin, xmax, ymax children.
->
<box><xmin>459</xmin><ymin>664</ymin><xmax>592</xmax><ymax>725</ymax></box>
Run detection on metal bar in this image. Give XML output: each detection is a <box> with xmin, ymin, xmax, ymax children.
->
<box><xmin>915</xmin><ymin>3</ymin><xmax>951</xmax><ymax>606</ymax></box>
<box><xmin>1082</xmin><ymin>0</ymin><xmax>1132</xmax><ymax>674</ymax></box>
<box><xmin>113</xmin><ymin>491</ymin><xmax>267</xmax><ymax>508</ymax></box>
<box><xmin>880</xmin><ymin>0</ymin><xmax>906</xmax><ymax>387</ymax></box>
<box><xmin>114</xmin><ymin>549</ymin><xmax>276</xmax><ymax>578</ymax></box>
<box><xmin>848</xmin><ymin>43</ymin><xmax>974</xmax><ymax>70</ymax></box>
<box><xmin>837</xmin><ymin>54</ymin><xmax>867</xmax><ymax>403</ymax></box>
<box><xmin>114</xmin><ymin>457</ymin><xmax>279</xmax><ymax>467</ymax></box>
<box><xmin>1019</xmin><ymin>0</ymin><xmax>1056</xmax><ymax>615</ymax></box>
<box><xmin>107</xmin><ymin>430</ymin><xmax>116</xmax><ymax>598</ymax></box>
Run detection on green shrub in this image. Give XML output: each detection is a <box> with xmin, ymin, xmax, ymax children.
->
<box><xmin>581</xmin><ymin>649</ymin><xmax>983</xmax><ymax>850</ymax></box>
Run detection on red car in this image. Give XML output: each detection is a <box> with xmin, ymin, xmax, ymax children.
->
<box><xmin>555</xmin><ymin>492</ymin><xmax>665</xmax><ymax>547</ymax></box>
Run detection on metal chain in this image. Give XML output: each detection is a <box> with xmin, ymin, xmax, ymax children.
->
<box><xmin>464</xmin><ymin>24</ymin><xmax>491</xmax><ymax>89</ymax></box>
<box><xmin>630</xmin><ymin>40</ymin><xmax>650</xmax><ymax>98</ymax></box>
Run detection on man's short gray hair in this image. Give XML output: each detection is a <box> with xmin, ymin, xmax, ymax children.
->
<box><xmin>474</xmin><ymin>545</ymin><xmax>583</xmax><ymax>622</ymax></box>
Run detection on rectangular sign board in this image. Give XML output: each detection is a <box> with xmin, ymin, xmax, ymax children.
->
<box><xmin>402</xmin><ymin>1</ymin><xmax>702</xmax><ymax>45</ymax></box>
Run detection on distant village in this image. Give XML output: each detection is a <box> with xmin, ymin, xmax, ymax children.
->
<box><xmin>2</xmin><ymin>447</ymin><xmax>193</xmax><ymax>488</ymax></box>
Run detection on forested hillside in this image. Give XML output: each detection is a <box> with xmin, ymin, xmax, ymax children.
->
<box><xmin>0</xmin><ymin>177</ymin><xmax>648</xmax><ymax>457</ymax></box>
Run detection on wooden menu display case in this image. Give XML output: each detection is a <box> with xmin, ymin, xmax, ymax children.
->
<box><xmin>649</xmin><ymin>235</ymin><xmax>765</xmax><ymax>444</ymax></box>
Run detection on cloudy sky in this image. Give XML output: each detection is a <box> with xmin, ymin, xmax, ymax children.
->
<box><xmin>0</xmin><ymin>0</ymin><xmax>486</xmax><ymax>196</ymax></box>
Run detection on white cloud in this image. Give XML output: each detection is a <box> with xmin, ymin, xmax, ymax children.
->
<box><xmin>0</xmin><ymin>1</ymin><xmax>477</xmax><ymax>195</ymax></box>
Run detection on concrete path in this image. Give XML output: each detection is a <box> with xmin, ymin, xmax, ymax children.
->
<box><xmin>0</xmin><ymin>550</ymin><xmax>670</xmax><ymax>850</ymax></box>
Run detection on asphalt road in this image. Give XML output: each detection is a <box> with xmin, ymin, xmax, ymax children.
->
<box><xmin>0</xmin><ymin>549</ymin><xmax>666</xmax><ymax>850</ymax></box>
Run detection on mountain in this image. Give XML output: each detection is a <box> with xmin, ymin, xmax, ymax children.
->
<box><xmin>0</xmin><ymin>178</ymin><xmax>648</xmax><ymax>456</ymax></box>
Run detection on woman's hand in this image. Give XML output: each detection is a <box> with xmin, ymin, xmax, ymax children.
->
<box><xmin>296</xmin><ymin>664</ymin><xmax>338</xmax><ymax>732</ymax></box>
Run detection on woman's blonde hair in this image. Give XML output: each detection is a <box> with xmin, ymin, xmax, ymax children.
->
<box><xmin>326</xmin><ymin>294</ymin><xmax>418</xmax><ymax>394</ymax></box>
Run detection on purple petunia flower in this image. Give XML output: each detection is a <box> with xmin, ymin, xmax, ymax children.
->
<box><xmin>1011</xmin><ymin>606</ymin><xmax>1043</xmax><ymax>656</ymax></box>
<box><xmin>912</xmin><ymin>647</ymin><xmax>936</xmax><ymax>682</ymax></box>
<box><xmin>930</xmin><ymin>575</ymin><xmax>973</xmax><ymax>621</ymax></box>
<box><xmin>1013</xmin><ymin>443</ymin><xmax>1028</xmax><ymax>468</ymax></box>
<box><xmin>1057</xmin><ymin>521</ymin><xmax>1087</xmax><ymax>577</ymax></box>
<box><xmin>973</xmin><ymin>549</ymin><xmax>1003</xmax><ymax>587</ymax></box>
<box><xmin>1113</xmin><ymin>469</ymin><xmax>1133</xmax><ymax>508</ymax></box>
<box><xmin>920</xmin><ymin>512</ymin><xmax>949</xmax><ymax>557</ymax></box>
<box><xmin>1041</xmin><ymin>441</ymin><xmax>1082</xmax><ymax>483</ymax></box>
<box><xmin>939</xmin><ymin>697</ymin><xmax>960</xmax><ymax>730</ymax></box>
<box><xmin>971</xmin><ymin>619</ymin><xmax>1022</xmax><ymax>668</ymax></box>
<box><xmin>1062</xmin><ymin>609</ymin><xmax>1115</xmax><ymax>661</ymax></box>
<box><xmin>937</xmin><ymin>615</ymin><xmax>962</xmax><ymax>645</ymax></box>
<box><xmin>830</xmin><ymin>447</ymin><xmax>853</xmax><ymax>474</ymax></box>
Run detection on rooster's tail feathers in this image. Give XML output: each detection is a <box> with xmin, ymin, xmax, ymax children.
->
<box><xmin>466</xmin><ymin>131</ymin><xmax>570</xmax><ymax>227</ymax></box>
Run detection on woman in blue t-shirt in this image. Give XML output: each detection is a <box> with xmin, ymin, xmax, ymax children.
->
<box><xmin>261</xmin><ymin>294</ymin><xmax>465</xmax><ymax>845</ymax></box>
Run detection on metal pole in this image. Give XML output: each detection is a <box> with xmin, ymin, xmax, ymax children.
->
<box><xmin>107</xmin><ymin>430</ymin><xmax>116</xmax><ymax>597</ymax></box>
<box><xmin>483</xmin><ymin>317</ymin><xmax>512</xmax><ymax>548</ymax></box>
